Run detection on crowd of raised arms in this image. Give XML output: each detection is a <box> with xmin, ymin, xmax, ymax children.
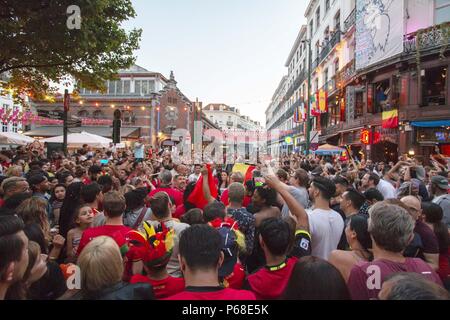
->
<box><xmin>0</xmin><ymin>141</ymin><xmax>449</xmax><ymax>300</ymax></box>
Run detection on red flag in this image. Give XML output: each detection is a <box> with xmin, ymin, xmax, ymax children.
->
<box><xmin>244</xmin><ymin>165</ymin><xmax>256</xmax><ymax>183</ymax></box>
<box><xmin>187</xmin><ymin>164</ymin><xmax>218</xmax><ymax>209</ymax></box>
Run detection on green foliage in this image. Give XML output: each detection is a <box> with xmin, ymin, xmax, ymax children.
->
<box><xmin>0</xmin><ymin>0</ymin><xmax>142</xmax><ymax>102</ymax></box>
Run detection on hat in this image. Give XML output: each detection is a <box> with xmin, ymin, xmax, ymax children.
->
<box><xmin>431</xmin><ymin>175</ymin><xmax>449</xmax><ymax>190</ymax></box>
<box><xmin>126</xmin><ymin>221</ymin><xmax>174</xmax><ymax>267</ymax></box>
<box><xmin>28</xmin><ymin>174</ymin><xmax>46</xmax><ymax>186</ymax></box>
<box><xmin>209</xmin><ymin>218</ymin><xmax>239</xmax><ymax>278</ymax></box>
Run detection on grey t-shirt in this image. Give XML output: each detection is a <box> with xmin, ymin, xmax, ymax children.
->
<box><xmin>433</xmin><ymin>194</ymin><xmax>450</xmax><ymax>228</ymax></box>
<box><xmin>281</xmin><ymin>186</ymin><xmax>310</xmax><ymax>219</ymax></box>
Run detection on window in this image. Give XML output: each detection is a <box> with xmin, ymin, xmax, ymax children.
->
<box><xmin>334</xmin><ymin>11</ymin><xmax>341</xmax><ymax>31</ymax></box>
<box><xmin>108</xmin><ymin>80</ymin><xmax>115</xmax><ymax>94</ymax></box>
<box><xmin>324</xmin><ymin>26</ymin><xmax>330</xmax><ymax>42</ymax></box>
<box><xmin>334</xmin><ymin>59</ymin><xmax>340</xmax><ymax>74</ymax></box>
<box><xmin>142</xmin><ymin>81</ymin><xmax>148</xmax><ymax>95</ymax></box>
<box><xmin>12</xmin><ymin>123</ymin><xmax>17</xmax><ymax>133</ymax></box>
<box><xmin>135</xmin><ymin>80</ymin><xmax>141</xmax><ymax>95</ymax></box>
<box><xmin>435</xmin><ymin>0</ymin><xmax>450</xmax><ymax>24</ymax></box>
<box><xmin>323</xmin><ymin>68</ymin><xmax>329</xmax><ymax>86</ymax></box>
<box><xmin>325</xmin><ymin>0</ymin><xmax>330</xmax><ymax>13</ymax></box>
<box><xmin>2</xmin><ymin>122</ymin><xmax>7</xmax><ymax>132</ymax></box>
<box><xmin>78</xmin><ymin>110</ymin><xmax>89</xmax><ymax>118</ymax></box>
<box><xmin>316</xmin><ymin>7</ymin><xmax>321</xmax><ymax>29</ymax></box>
<box><xmin>422</xmin><ymin>66</ymin><xmax>447</xmax><ymax>106</ymax></box>
<box><xmin>315</xmin><ymin>78</ymin><xmax>319</xmax><ymax>92</ymax></box>
<box><xmin>371</xmin><ymin>79</ymin><xmax>391</xmax><ymax>114</ymax></box>
<box><xmin>315</xmin><ymin>41</ymin><xmax>320</xmax><ymax>60</ymax></box>
<box><xmin>309</xmin><ymin>20</ymin><xmax>314</xmax><ymax>38</ymax></box>
<box><xmin>123</xmin><ymin>111</ymin><xmax>135</xmax><ymax>124</ymax></box>
<box><xmin>93</xmin><ymin>110</ymin><xmax>105</xmax><ymax>119</ymax></box>
<box><xmin>116</xmin><ymin>80</ymin><xmax>122</xmax><ymax>95</ymax></box>
<box><xmin>123</xmin><ymin>80</ymin><xmax>130</xmax><ymax>94</ymax></box>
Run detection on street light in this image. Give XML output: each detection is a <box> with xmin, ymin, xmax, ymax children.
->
<box><xmin>301</xmin><ymin>38</ymin><xmax>312</xmax><ymax>156</ymax></box>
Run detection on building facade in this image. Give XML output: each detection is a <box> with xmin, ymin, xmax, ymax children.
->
<box><xmin>267</xmin><ymin>0</ymin><xmax>450</xmax><ymax>162</ymax></box>
<box><xmin>26</xmin><ymin>65</ymin><xmax>218</xmax><ymax>150</ymax></box>
<box><xmin>203</xmin><ymin>103</ymin><xmax>262</xmax><ymax>131</ymax></box>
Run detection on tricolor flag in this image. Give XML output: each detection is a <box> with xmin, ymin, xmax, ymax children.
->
<box><xmin>232</xmin><ymin>163</ymin><xmax>256</xmax><ymax>183</ymax></box>
<box><xmin>293</xmin><ymin>106</ymin><xmax>301</xmax><ymax>123</ymax></box>
<box><xmin>187</xmin><ymin>164</ymin><xmax>218</xmax><ymax>209</ymax></box>
<box><xmin>382</xmin><ymin>110</ymin><xmax>399</xmax><ymax>129</ymax></box>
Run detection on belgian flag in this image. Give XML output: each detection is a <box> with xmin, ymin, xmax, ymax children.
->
<box><xmin>382</xmin><ymin>110</ymin><xmax>399</xmax><ymax>129</ymax></box>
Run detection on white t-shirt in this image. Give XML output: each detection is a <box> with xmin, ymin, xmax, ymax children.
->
<box><xmin>188</xmin><ymin>173</ymin><xmax>200</xmax><ymax>183</ymax></box>
<box><xmin>377</xmin><ymin>179</ymin><xmax>396</xmax><ymax>200</ymax></box>
<box><xmin>308</xmin><ymin>208</ymin><xmax>344</xmax><ymax>260</ymax></box>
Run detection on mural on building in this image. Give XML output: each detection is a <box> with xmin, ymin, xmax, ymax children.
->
<box><xmin>356</xmin><ymin>0</ymin><xmax>403</xmax><ymax>70</ymax></box>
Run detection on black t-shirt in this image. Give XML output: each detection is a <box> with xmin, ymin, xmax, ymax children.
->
<box><xmin>28</xmin><ymin>261</ymin><xmax>67</xmax><ymax>300</ymax></box>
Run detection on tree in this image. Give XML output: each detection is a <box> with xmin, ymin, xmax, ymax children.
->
<box><xmin>0</xmin><ymin>0</ymin><xmax>142</xmax><ymax>101</ymax></box>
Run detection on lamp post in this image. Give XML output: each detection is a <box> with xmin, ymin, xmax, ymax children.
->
<box><xmin>302</xmin><ymin>39</ymin><xmax>312</xmax><ymax>156</ymax></box>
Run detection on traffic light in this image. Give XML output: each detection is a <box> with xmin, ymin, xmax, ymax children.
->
<box><xmin>112</xmin><ymin>110</ymin><xmax>122</xmax><ymax>144</ymax></box>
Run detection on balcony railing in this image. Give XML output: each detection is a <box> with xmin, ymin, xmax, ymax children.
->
<box><xmin>344</xmin><ymin>8</ymin><xmax>356</xmax><ymax>34</ymax></box>
<box><xmin>404</xmin><ymin>22</ymin><xmax>450</xmax><ymax>54</ymax></box>
<box><xmin>319</xmin><ymin>30</ymin><xmax>341</xmax><ymax>64</ymax></box>
<box><xmin>335</xmin><ymin>59</ymin><xmax>356</xmax><ymax>87</ymax></box>
<box><xmin>311</xmin><ymin>57</ymin><xmax>319</xmax><ymax>70</ymax></box>
<box><xmin>285</xmin><ymin>69</ymin><xmax>306</xmax><ymax>100</ymax></box>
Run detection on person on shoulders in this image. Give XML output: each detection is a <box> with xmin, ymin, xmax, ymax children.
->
<box><xmin>127</xmin><ymin>222</ymin><xmax>184</xmax><ymax>299</ymax></box>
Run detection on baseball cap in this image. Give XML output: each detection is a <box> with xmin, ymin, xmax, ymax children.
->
<box><xmin>217</xmin><ymin>226</ymin><xmax>238</xmax><ymax>278</ymax></box>
<box><xmin>431</xmin><ymin>175</ymin><xmax>449</xmax><ymax>190</ymax></box>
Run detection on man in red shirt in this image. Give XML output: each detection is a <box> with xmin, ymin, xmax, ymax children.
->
<box><xmin>148</xmin><ymin>170</ymin><xmax>183</xmax><ymax>207</ymax></box>
<box><xmin>220</xmin><ymin>172</ymin><xmax>251</xmax><ymax>207</ymax></box>
<box><xmin>166</xmin><ymin>224</ymin><xmax>256</xmax><ymax>300</ymax></box>
<box><xmin>244</xmin><ymin>218</ymin><xmax>297</xmax><ymax>300</ymax></box>
<box><xmin>77</xmin><ymin>191</ymin><xmax>130</xmax><ymax>256</ymax></box>
<box><xmin>127</xmin><ymin>222</ymin><xmax>185</xmax><ymax>299</ymax></box>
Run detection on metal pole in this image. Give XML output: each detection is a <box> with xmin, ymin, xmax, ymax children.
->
<box><xmin>306</xmin><ymin>40</ymin><xmax>312</xmax><ymax>156</ymax></box>
<box><xmin>63</xmin><ymin>89</ymin><xmax>69</xmax><ymax>156</ymax></box>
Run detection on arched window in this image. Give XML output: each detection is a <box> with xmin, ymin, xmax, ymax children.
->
<box><xmin>77</xmin><ymin>110</ymin><xmax>89</xmax><ymax>118</ymax></box>
<box><xmin>93</xmin><ymin>110</ymin><xmax>105</xmax><ymax>119</ymax></box>
<box><xmin>123</xmin><ymin>111</ymin><xmax>135</xmax><ymax>124</ymax></box>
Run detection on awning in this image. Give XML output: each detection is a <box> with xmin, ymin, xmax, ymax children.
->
<box><xmin>411</xmin><ymin>120</ymin><xmax>450</xmax><ymax>128</ymax></box>
<box><xmin>24</xmin><ymin>126</ymin><xmax>141</xmax><ymax>139</ymax></box>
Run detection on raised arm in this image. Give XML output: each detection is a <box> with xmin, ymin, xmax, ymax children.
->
<box><xmin>265</xmin><ymin>174</ymin><xmax>309</xmax><ymax>231</ymax></box>
<box><xmin>201</xmin><ymin>165</ymin><xmax>215</xmax><ymax>204</ymax></box>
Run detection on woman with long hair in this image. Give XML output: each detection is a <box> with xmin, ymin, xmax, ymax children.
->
<box><xmin>58</xmin><ymin>182</ymin><xmax>84</xmax><ymax>239</ymax></box>
<box><xmin>329</xmin><ymin>215</ymin><xmax>373</xmax><ymax>281</ymax></box>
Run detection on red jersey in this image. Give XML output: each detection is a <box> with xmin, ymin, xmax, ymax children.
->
<box><xmin>246</xmin><ymin>257</ymin><xmax>298</xmax><ymax>300</ymax></box>
<box><xmin>173</xmin><ymin>204</ymin><xmax>186</xmax><ymax>220</ymax></box>
<box><xmin>130</xmin><ymin>274</ymin><xmax>185</xmax><ymax>299</ymax></box>
<box><xmin>223</xmin><ymin>263</ymin><xmax>245</xmax><ymax>289</ymax></box>
<box><xmin>148</xmin><ymin>187</ymin><xmax>183</xmax><ymax>207</ymax></box>
<box><xmin>220</xmin><ymin>189</ymin><xmax>252</xmax><ymax>207</ymax></box>
<box><xmin>165</xmin><ymin>287</ymin><xmax>256</xmax><ymax>300</ymax></box>
<box><xmin>77</xmin><ymin>225</ymin><xmax>131</xmax><ymax>256</ymax></box>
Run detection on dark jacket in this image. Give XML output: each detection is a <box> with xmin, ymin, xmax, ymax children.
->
<box><xmin>73</xmin><ymin>282</ymin><xmax>155</xmax><ymax>300</ymax></box>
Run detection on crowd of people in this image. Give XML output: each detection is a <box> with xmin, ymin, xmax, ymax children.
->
<box><xmin>0</xmin><ymin>142</ymin><xmax>449</xmax><ymax>300</ymax></box>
